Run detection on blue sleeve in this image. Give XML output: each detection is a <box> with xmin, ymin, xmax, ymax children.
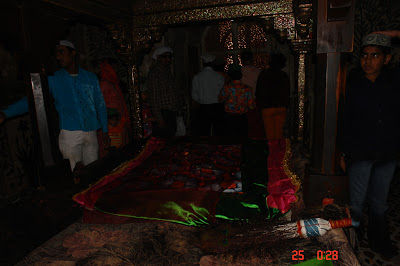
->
<box><xmin>48</xmin><ymin>76</ymin><xmax>55</xmax><ymax>97</ymax></box>
<box><xmin>93</xmin><ymin>77</ymin><xmax>108</xmax><ymax>133</ymax></box>
<box><xmin>2</xmin><ymin>97</ymin><xmax>29</xmax><ymax>118</ymax></box>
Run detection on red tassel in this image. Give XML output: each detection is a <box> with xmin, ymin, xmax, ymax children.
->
<box><xmin>296</xmin><ymin>221</ymin><xmax>303</xmax><ymax>237</ymax></box>
<box><xmin>329</xmin><ymin>218</ymin><xmax>352</xmax><ymax>228</ymax></box>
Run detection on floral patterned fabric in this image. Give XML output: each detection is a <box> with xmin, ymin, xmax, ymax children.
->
<box><xmin>218</xmin><ymin>80</ymin><xmax>255</xmax><ymax>114</ymax></box>
<box><xmin>16</xmin><ymin>221</ymin><xmax>202</xmax><ymax>265</ymax></box>
<box><xmin>16</xmin><ymin>218</ymin><xmax>358</xmax><ymax>265</ymax></box>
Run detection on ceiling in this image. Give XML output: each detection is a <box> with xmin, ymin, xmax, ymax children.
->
<box><xmin>40</xmin><ymin>0</ymin><xmax>133</xmax><ymax>24</ymax></box>
<box><xmin>39</xmin><ymin>0</ymin><xmax>279</xmax><ymax>25</ymax></box>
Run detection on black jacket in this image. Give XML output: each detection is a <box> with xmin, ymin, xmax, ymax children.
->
<box><xmin>340</xmin><ymin>67</ymin><xmax>400</xmax><ymax>159</ymax></box>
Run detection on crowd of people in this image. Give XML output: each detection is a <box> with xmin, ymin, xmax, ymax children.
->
<box><xmin>190</xmin><ymin>49</ymin><xmax>289</xmax><ymax>139</ymax></box>
<box><xmin>144</xmin><ymin>45</ymin><xmax>290</xmax><ymax>141</ymax></box>
<box><xmin>1</xmin><ymin>30</ymin><xmax>400</xmax><ymax>259</ymax></box>
<box><xmin>0</xmin><ymin>41</ymin><xmax>290</xmax><ymax>173</ymax></box>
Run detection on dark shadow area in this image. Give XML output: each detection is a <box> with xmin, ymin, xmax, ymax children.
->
<box><xmin>0</xmin><ymin>140</ymin><xmax>145</xmax><ymax>265</ymax></box>
<box><xmin>0</xmin><ymin>160</ymin><xmax>81</xmax><ymax>265</ymax></box>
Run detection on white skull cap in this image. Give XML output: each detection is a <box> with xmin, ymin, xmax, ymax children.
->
<box><xmin>361</xmin><ymin>33</ymin><xmax>391</xmax><ymax>48</ymax></box>
<box><xmin>58</xmin><ymin>40</ymin><xmax>75</xmax><ymax>49</ymax></box>
<box><xmin>200</xmin><ymin>54</ymin><xmax>215</xmax><ymax>63</ymax></box>
<box><xmin>152</xmin><ymin>46</ymin><xmax>173</xmax><ymax>60</ymax></box>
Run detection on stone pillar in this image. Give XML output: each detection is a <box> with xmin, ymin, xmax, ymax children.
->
<box><xmin>303</xmin><ymin>0</ymin><xmax>355</xmax><ymax>207</ymax></box>
<box><xmin>108</xmin><ymin>24</ymin><xmax>166</xmax><ymax>139</ymax></box>
<box><xmin>290</xmin><ymin>33</ymin><xmax>313</xmax><ymax>145</ymax></box>
<box><xmin>291</xmin><ymin>0</ymin><xmax>314</xmax><ymax>144</ymax></box>
<box><xmin>127</xmin><ymin>63</ymin><xmax>143</xmax><ymax>139</ymax></box>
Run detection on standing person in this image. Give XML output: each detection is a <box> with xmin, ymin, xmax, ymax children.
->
<box><xmin>98</xmin><ymin>59</ymin><xmax>130</xmax><ymax>158</ymax></box>
<box><xmin>239</xmin><ymin>51</ymin><xmax>268</xmax><ymax>207</ymax></box>
<box><xmin>256</xmin><ymin>52</ymin><xmax>290</xmax><ymax>139</ymax></box>
<box><xmin>340</xmin><ymin>32</ymin><xmax>400</xmax><ymax>258</ymax></box>
<box><xmin>191</xmin><ymin>54</ymin><xmax>225</xmax><ymax>136</ymax></box>
<box><xmin>240</xmin><ymin>50</ymin><xmax>264</xmax><ymax>139</ymax></box>
<box><xmin>240</xmin><ymin>50</ymin><xmax>261</xmax><ymax>96</ymax></box>
<box><xmin>147</xmin><ymin>46</ymin><xmax>179</xmax><ymax>137</ymax></box>
<box><xmin>0</xmin><ymin>40</ymin><xmax>110</xmax><ymax>173</ymax></box>
<box><xmin>218</xmin><ymin>64</ymin><xmax>255</xmax><ymax>137</ymax></box>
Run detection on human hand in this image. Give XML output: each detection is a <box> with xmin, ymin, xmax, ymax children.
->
<box><xmin>0</xmin><ymin>112</ymin><xmax>6</xmax><ymax>125</ymax></box>
<box><xmin>372</xmin><ymin>30</ymin><xmax>400</xmax><ymax>38</ymax></box>
<box><xmin>103</xmin><ymin>132</ymin><xmax>111</xmax><ymax>149</ymax></box>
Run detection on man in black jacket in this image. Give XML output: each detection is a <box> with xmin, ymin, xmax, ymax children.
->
<box><xmin>340</xmin><ymin>32</ymin><xmax>400</xmax><ymax>258</ymax></box>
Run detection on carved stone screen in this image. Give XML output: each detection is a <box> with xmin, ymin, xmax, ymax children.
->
<box><xmin>204</xmin><ymin>21</ymin><xmax>272</xmax><ymax>70</ymax></box>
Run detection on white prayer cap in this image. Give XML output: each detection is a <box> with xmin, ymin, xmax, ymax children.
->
<box><xmin>200</xmin><ymin>54</ymin><xmax>215</xmax><ymax>63</ymax></box>
<box><xmin>361</xmin><ymin>33</ymin><xmax>391</xmax><ymax>48</ymax></box>
<box><xmin>152</xmin><ymin>46</ymin><xmax>173</xmax><ymax>60</ymax></box>
<box><xmin>57</xmin><ymin>40</ymin><xmax>75</xmax><ymax>49</ymax></box>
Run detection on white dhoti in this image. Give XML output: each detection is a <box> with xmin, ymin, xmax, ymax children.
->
<box><xmin>58</xmin><ymin>129</ymin><xmax>99</xmax><ymax>171</ymax></box>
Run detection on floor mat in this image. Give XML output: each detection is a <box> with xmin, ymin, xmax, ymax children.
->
<box><xmin>16</xmin><ymin>219</ymin><xmax>343</xmax><ymax>265</ymax></box>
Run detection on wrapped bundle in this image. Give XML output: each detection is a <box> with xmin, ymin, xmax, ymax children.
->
<box><xmin>274</xmin><ymin>218</ymin><xmax>357</xmax><ymax>238</ymax></box>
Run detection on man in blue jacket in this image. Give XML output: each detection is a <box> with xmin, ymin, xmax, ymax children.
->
<box><xmin>0</xmin><ymin>40</ymin><xmax>110</xmax><ymax>172</ymax></box>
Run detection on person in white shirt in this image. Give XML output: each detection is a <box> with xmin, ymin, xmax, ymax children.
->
<box><xmin>191</xmin><ymin>54</ymin><xmax>225</xmax><ymax>136</ymax></box>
